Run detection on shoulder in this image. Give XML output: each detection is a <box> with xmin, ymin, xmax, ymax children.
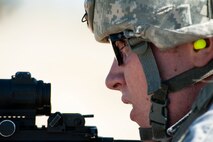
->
<box><xmin>183</xmin><ymin>103</ymin><xmax>213</xmax><ymax>142</ymax></box>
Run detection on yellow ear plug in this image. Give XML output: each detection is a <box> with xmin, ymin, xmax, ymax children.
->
<box><xmin>193</xmin><ymin>39</ymin><xmax>207</xmax><ymax>50</ymax></box>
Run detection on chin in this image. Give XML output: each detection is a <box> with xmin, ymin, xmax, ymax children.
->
<box><xmin>130</xmin><ymin>109</ymin><xmax>150</xmax><ymax>127</ymax></box>
<box><xmin>131</xmin><ymin>118</ymin><xmax>145</xmax><ymax>127</ymax></box>
<box><xmin>130</xmin><ymin>109</ymin><xmax>141</xmax><ymax>126</ymax></box>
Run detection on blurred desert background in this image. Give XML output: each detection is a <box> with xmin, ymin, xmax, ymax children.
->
<box><xmin>0</xmin><ymin>0</ymin><xmax>139</xmax><ymax>140</ymax></box>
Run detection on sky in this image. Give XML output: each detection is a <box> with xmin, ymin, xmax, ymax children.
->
<box><xmin>0</xmin><ymin>0</ymin><xmax>139</xmax><ymax>140</ymax></box>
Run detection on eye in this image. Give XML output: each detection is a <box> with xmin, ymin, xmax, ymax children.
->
<box><xmin>115</xmin><ymin>40</ymin><xmax>126</xmax><ymax>50</ymax></box>
<box><xmin>115</xmin><ymin>40</ymin><xmax>130</xmax><ymax>57</ymax></box>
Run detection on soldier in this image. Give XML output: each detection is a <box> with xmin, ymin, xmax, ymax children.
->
<box><xmin>82</xmin><ymin>0</ymin><xmax>213</xmax><ymax>141</ymax></box>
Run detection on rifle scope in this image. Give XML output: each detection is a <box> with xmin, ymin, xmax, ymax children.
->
<box><xmin>0</xmin><ymin>72</ymin><xmax>51</xmax><ymax>116</ymax></box>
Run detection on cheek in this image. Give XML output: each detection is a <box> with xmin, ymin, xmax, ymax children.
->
<box><xmin>152</xmin><ymin>45</ymin><xmax>193</xmax><ymax>80</ymax></box>
<box><xmin>124</xmin><ymin>54</ymin><xmax>148</xmax><ymax>99</ymax></box>
<box><xmin>124</xmin><ymin>53</ymin><xmax>152</xmax><ymax>127</ymax></box>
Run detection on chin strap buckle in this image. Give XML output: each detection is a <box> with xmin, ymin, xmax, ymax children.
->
<box><xmin>150</xmin><ymin>84</ymin><xmax>170</xmax><ymax>141</ymax></box>
<box><xmin>139</xmin><ymin>84</ymin><xmax>170</xmax><ymax>141</ymax></box>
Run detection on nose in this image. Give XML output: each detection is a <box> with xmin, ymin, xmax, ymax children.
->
<box><xmin>105</xmin><ymin>59</ymin><xmax>125</xmax><ymax>91</ymax></box>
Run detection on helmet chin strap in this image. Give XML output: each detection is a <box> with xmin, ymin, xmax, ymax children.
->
<box><xmin>130</xmin><ymin>39</ymin><xmax>169</xmax><ymax>141</ymax></box>
<box><xmin>128</xmin><ymin>38</ymin><xmax>161</xmax><ymax>94</ymax></box>
<box><xmin>130</xmin><ymin>38</ymin><xmax>213</xmax><ymax>141</ymax></box>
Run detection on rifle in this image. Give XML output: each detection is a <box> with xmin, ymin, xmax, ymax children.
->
<box><xmin>0</xmin><ymin>72</ymin><xmax>140</xmax><ymax>142</ymax></box>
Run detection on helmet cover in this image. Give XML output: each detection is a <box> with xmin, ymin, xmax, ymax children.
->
<box><xmin>84</xmin><ymin>0</ymin><xmax>213</xmax><ymax>49</ymax></box>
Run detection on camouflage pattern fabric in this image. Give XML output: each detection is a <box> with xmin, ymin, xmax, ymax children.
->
<box><xmin>84</xmin><ymin>0</ymin><xmax>213</xmax><ymax>49</ymax></box>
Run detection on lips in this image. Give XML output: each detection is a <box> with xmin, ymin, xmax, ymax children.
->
<box><xmin>121</xmin><ymin>94</ymin><xmax>136</xmax><ymax>121</ymax></box>
<box><xmin>120</xmin><ymin>91</ymin><xmax>139</xmax><ymax>122</ymax></box>
<box><xmin>121</xmin><ymin>94</ymin><xmax>130</xmax><ymax>104</ymax></box>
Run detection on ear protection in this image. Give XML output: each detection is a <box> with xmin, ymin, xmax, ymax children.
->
<box><xmin>193</xmin><ymin>39</ymin><xmax>207</xmax><ymax>50</ymax></box>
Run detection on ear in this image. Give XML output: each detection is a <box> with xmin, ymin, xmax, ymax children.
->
<box><xmin>191</xmin><ymin>38</ymin><xmax>213</xmax><ymax>67</ymax></box>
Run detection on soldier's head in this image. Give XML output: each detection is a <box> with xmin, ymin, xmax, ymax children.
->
<box><xmin>83</xmin><ymin>0</ymin><xmax>213</xmax><ymax>141</ymax></box>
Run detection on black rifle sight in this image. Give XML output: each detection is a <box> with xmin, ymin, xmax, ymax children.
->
<box><xmin>0</xmin><ymin>72</ymin><xmax>140</xmax><ymax>142</ymax></box>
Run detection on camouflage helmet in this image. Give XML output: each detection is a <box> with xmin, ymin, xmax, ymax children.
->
<box><xmin>84</xmin><ymin>0</ymin><xmax>213</xmax><ymax>49</ymax></box>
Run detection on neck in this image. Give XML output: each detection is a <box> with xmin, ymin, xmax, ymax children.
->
<box><xmin>168</xmin><ymin>81</ymin><xmax>207</xmax><ymax>126</ymax></box>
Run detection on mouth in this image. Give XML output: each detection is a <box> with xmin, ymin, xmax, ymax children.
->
<box><xmin>121</xmin><ymin>95</ymin><xmax>136</xmax><ymax>121</ymax></box>
<box><xmin>121</xmin><ymin>94</ymin><xmax>130</xmax><ymax>104</ymax></box>
<box><xmin>121</xmin><ymin>93</ymin><xmax>139</xmax><ymax>123</ymax></box>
